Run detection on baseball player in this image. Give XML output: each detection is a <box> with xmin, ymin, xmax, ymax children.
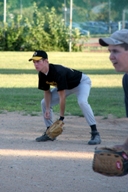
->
<box><xmin>99</xmin><ymin>29</ymin><xmax>128</xmax><ymax>151</ymax></box>
<box><xmin>29</xmin><ymin>50</ymin><xmax>101</xmax><ymax>145</ymax></box>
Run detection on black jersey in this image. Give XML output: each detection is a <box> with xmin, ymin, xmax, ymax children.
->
<box><xmin>38</xmin><ymin>64</ymin><xmax>82</xmax><ymax>91</ymax></box>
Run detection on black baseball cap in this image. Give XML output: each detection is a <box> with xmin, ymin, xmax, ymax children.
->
<box><xmin>29</xmin><ymin>50</ymin><xmax>48</xmax><ymax>61</ymax></box>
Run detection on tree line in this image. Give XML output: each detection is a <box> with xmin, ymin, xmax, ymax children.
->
<box><xmin>0</xmin><ymin>0</ymin><xmax>128</xmax><ymax>22</ymax></box>
<box><xmin>0</xmin><ymin>0</ymin><xmax>128</xmax><ymax>51</ymax></box>
<box><xmin>0</xmin><ymin>5</ymin><xmax>84</xmax><ymax>51</ymax></box>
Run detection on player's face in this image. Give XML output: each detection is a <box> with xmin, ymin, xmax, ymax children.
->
<box><xmin>33</xmin><ymin>59</ymin><xmax>46</xmax><ymax>72</ymax></box>
<box><xmin>108</xmin><ymin>45</ymin><xmax>128</xmax><ymax>73</ymax></box>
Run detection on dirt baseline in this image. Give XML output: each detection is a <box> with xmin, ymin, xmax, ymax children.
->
<box><xmin>0</xmin><ymin>112</ymin><xmax>128</xmax><ymax>192</ymax></box>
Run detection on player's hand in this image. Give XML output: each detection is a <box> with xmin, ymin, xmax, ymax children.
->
<box><xmin>44</xmin><ymin>110</ymin><xmax>50</xmax><ymax>119</ymax></box>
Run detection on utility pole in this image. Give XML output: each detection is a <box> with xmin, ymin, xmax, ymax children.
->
<box><xmin>64</xmin><ymin>0</ymin><xmax>67</xmax><ymax>25</ymax></box>
<box><xmin>122</xmin><ymin>9</ymin><xmax>128</xmax><ymax>28</ymax></box>
<box><xmin>122</xmin><ymin>9</ymin><xmax>126</xmax><ymax>29</ymax></box>
<box><xmin>108</xmin><ymin>0</ymin><xmax>111</xmax><ymax>34</ymax></box>
<box><xmin>3</xmin><ymin>0</ymin><xmax>6</xmax><ymax>23</ymax></box>
<box><xmin>69</xmin><ymin>0</ymin><xmax>72</xmax><ymax>52</ymax></box>
<box><xmin>20</xmin><ymin>0</ymin><xmax>23</xmax><ymax>17</ymax></box>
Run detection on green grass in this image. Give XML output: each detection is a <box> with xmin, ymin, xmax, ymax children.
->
<box><xmin>0</xmin><ymin>51</ymin><xmax>125</xmax><ymax>118</ymax></box>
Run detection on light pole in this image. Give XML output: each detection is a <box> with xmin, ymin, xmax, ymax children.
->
<box><xmin>69</xmin><ymin>0</ymin><xmax>72</xmax><ymax>52</ymax></box>
<box><xmin>122</xmin><ymin>9</ymin><xmax>125</xmax><ymax>28</ymax></box>
<box><xmin>64</xmin><ymin>0</ymin><xmax>67</xmax><ymax>25</ymax></box>
<box><xmin>20</xmin><ymin>0</ymin><xmax>23</xmax><ymax>17</ymax></box>
<box><xmin>3</xmin><ymin>0</ymin><xmax>6</xmax><ymax>23</ymax></box>
<box><xmin>122</xmin><ymin>9</ymin><xmax>128</xmax><ymax>28</ymax></box>
<box><xmin>108</xmin><ymin>0</ymin><xmax>111</xmax><ymax>33</ymax></box>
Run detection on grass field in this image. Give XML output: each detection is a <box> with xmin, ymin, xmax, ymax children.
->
<box><xmin>0</xmin><ymin>51</ymin><xmax>125</xmax><ymax>118</ymax></box>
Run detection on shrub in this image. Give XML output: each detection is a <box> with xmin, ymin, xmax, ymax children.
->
<box><xmin>0</xmin><ymin>4</ymin><xmax>85</xmax><ymax>52</ymax></box>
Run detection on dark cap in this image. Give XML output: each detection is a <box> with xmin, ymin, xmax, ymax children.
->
<box><xmin>29</xmin><ymin>50</ymin><xmax>48</xmax><ymax>61</ymax></box>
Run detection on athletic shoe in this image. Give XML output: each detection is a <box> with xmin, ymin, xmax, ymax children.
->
<box><xmin>35</xmin><ymin>133</ymin><xmax>55</xmax><ymax>142</ymax></box>
<box><xmin>88</xmin><ymin>131</ymin><xmax>101</xmax><ymax>145</ymax></box>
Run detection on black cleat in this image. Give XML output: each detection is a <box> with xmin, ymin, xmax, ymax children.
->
<box><xmin>88</xmin><ymin>131</ymin><xmax>101</xmax><ymax>145</ymax></box>
<box><xmin>36</xmin><ymin>133</ymin><xmax>55</xmax><ymax>142</ymax></box>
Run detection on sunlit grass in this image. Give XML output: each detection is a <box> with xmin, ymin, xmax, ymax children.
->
<box><xmin>0</xmin><ymin>51</ymin><xmax>125</xmax><ymax>118</ymax></box>
<box><xmin>0</xmin><ymin>74</ymin><xmax>122</xmax><ymax>88</ymax></box>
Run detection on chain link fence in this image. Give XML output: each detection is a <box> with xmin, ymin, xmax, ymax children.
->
<box><xmin>1</xmin><ymin>0</ymin><xmax>128</xmax><ymax>35</ymax></box>
<box><xmin>0</xmin><ymin>0</ymin><xmax>128</xmax><ymax>51</ymax></box>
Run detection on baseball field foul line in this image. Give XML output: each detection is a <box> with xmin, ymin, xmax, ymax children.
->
<box><xmin>0</xmin><ymin>149</ymin><xmax>93</xmax><ymax>159</ymax></box>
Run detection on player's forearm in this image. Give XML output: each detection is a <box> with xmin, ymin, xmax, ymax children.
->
<box><xmin>59</xmin><ymin>98</ymin><xmax>65</xmax><ymax>117</ymax></box>
<box><xmin>58</xmin><ymin>90</ymin><xmax>66</xmax><ymax>117</ymax></box>
<box><xmin>44</xmin><ymin>90</ymin><xmax>51</xmax><ymax>109</ymax></box>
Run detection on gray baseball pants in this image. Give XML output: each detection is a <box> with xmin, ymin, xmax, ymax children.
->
<box><xmin>41</xmin><ymin>73</ymin><xmax>96</xmax><ymax>127</ymax></box>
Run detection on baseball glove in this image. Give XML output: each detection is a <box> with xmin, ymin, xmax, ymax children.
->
<box><xmin>46</xmin><ymin>120</ymin><xmax>64</xmax><ymax>140</ymax></box>
<box><xmin>92</xmin><ymin>147</ymin><xmax>128</xmax><ymax>176</ymax></box>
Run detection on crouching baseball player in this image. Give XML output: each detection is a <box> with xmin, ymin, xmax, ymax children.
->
<box><xmin>29</xmin><ymin>50</ymin><xmax>101</xmax><ymax>145</ymax></box>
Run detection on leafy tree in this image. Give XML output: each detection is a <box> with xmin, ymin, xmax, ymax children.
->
<box><xmin>1</xmin><ymin>0</ymin><xmax>128</xmax><ymax>23</ymax></box>
<box><xmin>111</xmin><ymin>0</ymin><xmax>128</xmax><ymax>20</ymax></box>
<box><xmin>0</xmin><ymin>4</ymin><xmax>83</xmax><ymax>51</ymax></box>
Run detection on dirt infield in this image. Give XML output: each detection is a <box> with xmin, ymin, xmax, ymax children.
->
<box><xmin>0</xmin><ymin>112</ymin><xmax>128</xmax><ymax>192</ymax></box>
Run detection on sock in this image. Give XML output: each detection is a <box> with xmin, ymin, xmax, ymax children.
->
<box><xmin>90</xmin><ymin>125</ymin><xmax>97</xmax><ymax>132</ymax></box>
